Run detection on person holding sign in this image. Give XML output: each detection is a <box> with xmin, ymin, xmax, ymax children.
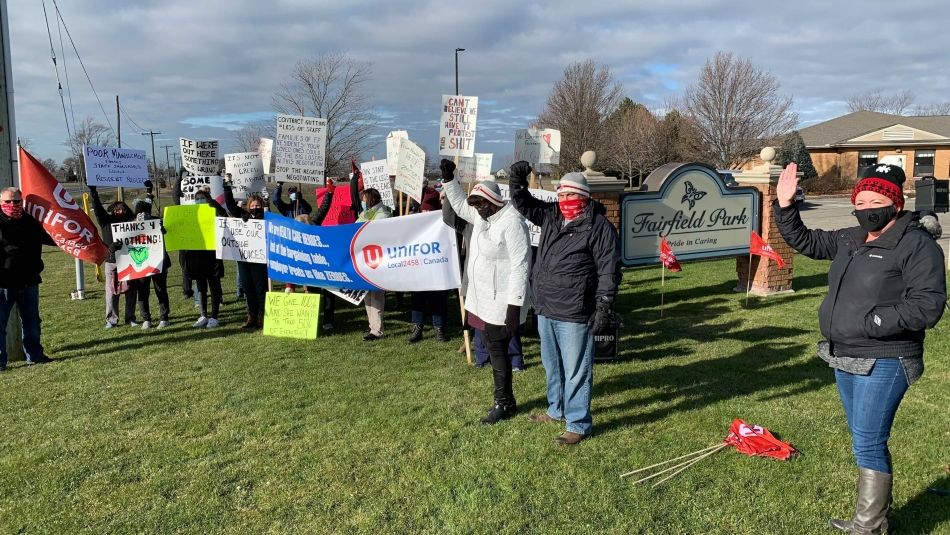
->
<box><xmin>223</xmin><ymin>186</ymin><xmax>270</xmax><ymax>330</ymax></box>
<box><xmin>441</xmin><ymin>160</ymin><xmax>530</xmax><ymax>425</ymax></box>
<box><xmin>271</xmin><ymin>183</ymin><xmax>312</xmax><ymax>218</ymax></box>
<box><xmin>88</xmin><ymin>184</ymin><xmax>138</xmax><ymax>328</ymax></box>
<box><xmin>182</xmin><ymin>189</ymin><xmax>228</xmax><ymax>328</ymax></box>
<box><xmin>509</xmin><ymin>163</ymin><xmax>620</xmax><ymax>446</ymax></box>
<box><xmin>129</xmin><ymin>183</ymin><xmax>172</xmax><ymax>329</ymax></box>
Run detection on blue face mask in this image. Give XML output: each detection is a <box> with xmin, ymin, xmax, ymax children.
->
<box><xmin>289</xmin><ymin>193</ymin><xmax>297</xmax><ymax>201</ymax></box>
<box><xmin>361</xmin><ymin>201</ymin><xmax>368</xmax><ymax>211</ymax></box>
<box><xmin>194</xmin><ymin>198</ymin><xmax>208</xmax><ymax>205</ymax></box>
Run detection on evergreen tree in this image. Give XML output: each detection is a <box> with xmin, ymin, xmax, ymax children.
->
<box><xmin>777</xmin><ymin>131</ymin><xmax>817</xmax><ymax>180</ymax></box>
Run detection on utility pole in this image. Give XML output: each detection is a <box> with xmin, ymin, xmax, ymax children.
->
<box><xmin>115</xmin><ymin>95</ymin><xmax>123</xmax><ymax>201</ymax></box>
<box><xmin>161</xmin><ymin>144</ymin><xmax>175</xmax><ymax>184</ymax></box>
<box><xmin>0</xmin><ymin>0</ymin><xmax>23</xmax><ymax>361</ymax></box>
<box><xmin>141</xmin><ymin>130</ymin><xmax>161</xmax><ymax>209</ymax></box>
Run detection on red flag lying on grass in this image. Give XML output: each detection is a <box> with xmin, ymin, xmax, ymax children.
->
<box><xmin>724</xmin><ymin>418</ymin><xmax>796</xmax><ymax>460</ymax></box>
<box><xmin>659</xmin><ymin>237</ymin><xmax>682</xmax><ymax>272</ymax></box>
<box><xmin>19</xmin><ymin>146</ymin><xmax>108</xmax><ymax>264</ymax></box>
<box><xmin>750</xmin><ymin>231</ymin><xmax>786</xmax><ymax>268</ymax></box>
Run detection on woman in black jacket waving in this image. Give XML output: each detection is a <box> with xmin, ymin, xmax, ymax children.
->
<box><xmin>774</xmin><ymin>162</ymin><xmax>946</xmax><ymax>534</ymax></box>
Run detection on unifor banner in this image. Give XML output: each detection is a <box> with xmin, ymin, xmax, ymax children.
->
<box><xmin>112</xmin><ymin>219</ymin><xmax>165</xmax><ymax>281</ymax></box>
<box><xmin>266</xmin><ymin>211</ymin><xmax>460</xmax><ymax>291</ymax></box>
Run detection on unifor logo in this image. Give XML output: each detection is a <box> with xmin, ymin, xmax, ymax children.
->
<box><xmin>362</xmin><ymin>244</ymin><xmax>383</xmax><ymax>269</ymax></box>
<box><xmin>680</xmin><ymin>181</ymin><xmax>707</xmax><ymax>210</ymax></box>
<box><xmin>53</xmin><ymin>183</ymin><xmax>79</xmax><ymax>210</ymax></box>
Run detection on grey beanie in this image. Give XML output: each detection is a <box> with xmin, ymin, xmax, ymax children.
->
<box><xmin>558</xmin><ymin>172</ymin><xmax>590</xmax><ymax>197</ymax></box>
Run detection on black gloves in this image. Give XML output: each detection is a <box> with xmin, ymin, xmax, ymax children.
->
<box><xmin>109</xmin><ymin>240</ymin><xmax>123</xmax><ymax>253</ymax></box>
<box><xmin>440</xmin><ymin>159</ymin><xmax>456</xmax><ymax>182</ymax></box>
<box><xmin>87</xmin><ymin>184</ymin><xmax>98</xmax><ymax>195</ymax></box>
<box><xmin>241</xmin><ymin>211</ymin><xmax>249</xmax><ymax>223</ymax></box>
<box><xmin>588</xmin><ymin>299</ymin><xmax>613</xmax><ymax>335</ymax></box>
<box><xmin>505</xmin><ymin>304</ymin><xmax>521</xmax><ymax>336</ymax></box>
<box><xmin>509</xmin><ymin>161</ymin><xmax>532</xmax><ymax>187</ymax></box>
<box><xmin>143</xmin><ymin>180</ymin><xmax>153</xmax><ymax>194</ymax></box>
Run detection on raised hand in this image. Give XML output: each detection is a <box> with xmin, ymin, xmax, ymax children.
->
<box><xmin>776</xmin><ymin>162</ymin><xmax>798</xmax><ymax>208</ymax></box>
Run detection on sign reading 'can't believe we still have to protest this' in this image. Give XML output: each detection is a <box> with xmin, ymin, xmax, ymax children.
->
<box><xmin>439</xmin><ymin>95</ymin><xmax>478</xmax><ymax>158</ymax></box>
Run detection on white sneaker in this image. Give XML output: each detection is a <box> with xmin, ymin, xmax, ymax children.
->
<box><xmin>141</xmin><ymin>321</ymin><xmax>152</xmax><ymax>330</ymax></box>
<box><xmin>206</xmin><ymin>318</ymin><xmax>220</xmax><ymax>329</ymax></box>
<box><xmin>157</xmin><ymin>320</ymin><xmax>171</xmax><ymax>329</ymax></box>
<box><xmin>284</xmin><ymin>287</ymin><xmax>293</xmax><ymax>294</ymax></box>
<box><xmin>105</xmin><ymin>322</ymin><xmax>116</xmax><ymax>329</ymax></box>
<box><xmin>128</xmin><ymin>321</ymin><xmax>139</xmax><ymax>328</ymax></box>
<box><xmin>193</xmin><ymin>316</ymin><xmax>208</xmax><ymax>328</ymax></box>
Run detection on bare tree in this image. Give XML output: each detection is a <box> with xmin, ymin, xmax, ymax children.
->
<box><xmin>683</xmin><ymin>52</ymin><xmax>797</xmax><ymax>169</ymax></box>
<box><xmin>847</xmin><ymin>89</ymin><xmax>915</xmax><ymax>115</ymax></box>
<box><xmin>604</xmin><ymin>99</ymin><xmax>661</xmax><ymax>186</ymax></box>
<box><xmin>913</xmin><ymin>102</ymin><xmax>950</xmax><ymax>116</ymax></box>
<box><xmin>273</xmin><ymin>52</ymin><xmax>377</xmax><ymax>177</ymax></box>
<box><xmin>63</xmin><ymin>117</ymin><xmax>116</xmax><ymax>181</ymax></box>
<box><xmin>231</xmin><ymin>120</ymin><xmax>276</xmax><ymax>153</ymax></box>
<box><xmin>536</xmin><ymin>59</ymin><xmax>623</xmax><ymax>174</ymax></box>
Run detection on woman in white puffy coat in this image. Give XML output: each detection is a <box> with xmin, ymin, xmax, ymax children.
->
<box><xmin>441</xmin><ymin>159</ymin><xmax>530</xmax><ymax>425</ymax></box>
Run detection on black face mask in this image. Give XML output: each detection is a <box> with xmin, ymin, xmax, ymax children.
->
<box><xmin>476</xmin><ymin>206</ymin><xmax>495</xmax><ymax>221</ymax></box>
<box><xmin>250</xmin><ymin>208</ymin><xmax>265</xmax><ymax>219</ymax></box>
<box><xmin>853</xmin><ymin>205</ymin><xmax>897</xmax><ymax>232</ymax></box>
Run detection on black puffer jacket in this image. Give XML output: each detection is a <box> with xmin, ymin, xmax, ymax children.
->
<box><xmin>510</xmin><ymin>185</ymin><xmax>620</xmax><ymax>323</ymax></box>
<box><xmin>775</xmin><ymin>202</ymin><xmax>946</xmax><ymax>358</ymax></box>
<box><xmin>89</xmin><ymin>187</ymin><xmax>133</xmax><ymax>263</ymax></box>
<box><xmin>0</xmin><ymin>212</ymin><xmax>56</xmax><ymax>288</ymax></box>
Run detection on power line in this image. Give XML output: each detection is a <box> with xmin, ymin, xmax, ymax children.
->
<box><xmin>54</xmin><ymin>5</ymin><xmax>77</xmax><ymax>141</ymax></box>
<box><xmin>41</xmin><ymin>0</ymin><xmax>72</xmax><ymax>145</ymax></box>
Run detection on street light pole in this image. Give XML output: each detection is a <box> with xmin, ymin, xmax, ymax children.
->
<box><xmin>454</xmin><ymin>47</ymin><xmax>465</xmax><ymax>95</ymax></box>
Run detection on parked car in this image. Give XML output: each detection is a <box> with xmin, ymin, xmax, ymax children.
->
<box><xmin>794</xmin><ymin>186</ymin><xmax>806</xmax><ymax>204</ymax></box>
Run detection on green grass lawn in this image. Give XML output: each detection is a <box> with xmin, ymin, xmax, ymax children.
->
<box><xmin>1</xmin><ymin>249</ymin><xmax>948</xmax><ymax>534</ymax></box>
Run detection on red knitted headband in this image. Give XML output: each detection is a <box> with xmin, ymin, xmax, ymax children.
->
<box><xmin>851</xmin><ymin>177</ymin><xmax>904</xmax><ymax>210</ymax></box>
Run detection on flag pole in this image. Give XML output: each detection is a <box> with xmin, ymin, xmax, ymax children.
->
<box><xmin>452</xmin><ymin>150</ymin><xmax>473</xmax><ymax>365</ymax></box>
<box><xmin>660</xmin><ymin>262</ymin><xmax>666</xmax><ymax>318</ymax></box>
<box><xmin>745</xmin><ymin>250</ymin><xmax>754</xmax><ymax>307</ymax></box>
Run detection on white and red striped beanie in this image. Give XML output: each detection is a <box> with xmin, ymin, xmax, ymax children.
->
<box><xmin>558</xmin><ymin>172</ymin><xmax>590</xmax><ymax>197</ymax></box>
<box><xmin>468</xmin><ymin>180</ymin><xmax>505</xmax><ymax>207</ymax></box>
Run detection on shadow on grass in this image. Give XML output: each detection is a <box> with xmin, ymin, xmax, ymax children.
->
<box><xmin>892</xmin><ymin>475</ymin><xmax>950</xmax><ymax>534</ymax></box>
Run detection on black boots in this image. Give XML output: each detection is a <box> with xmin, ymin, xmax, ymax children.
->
<box><xmin>407</xmin><ymin>324</ymin><xmax>423</xmax><ymax>343</ymax></box>
<box><xmin>481</xmin><ymin>362</ymin><xmax>517</xmax><ymax>425</ymax></box>
<box><xmin>481</xmin><ymin>403</ymin><xmax>517</xmax><ymax>424</ymax></box>
<box><xmin>241</xmin><ymin>313</ymin><xmax>258</xmax><ymax>330</ymax></box>
<box><xmin>434</xmin><ymin>326</ymin><xmax>447</xmax><ymax>342</ymax></box>
<box><xmin>829</xmin><ymin>468</ymin><xmax>892</xmax><ymax>534</ymax></box>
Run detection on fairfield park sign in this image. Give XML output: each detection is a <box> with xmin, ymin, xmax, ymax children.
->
<box><xmin>620</xmin><ymin>163</ymin><xmax>761</xmax><ymax>266</ymax></box>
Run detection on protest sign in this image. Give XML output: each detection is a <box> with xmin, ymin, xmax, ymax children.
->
<box><xmin>497</xmin><ymin>184</ymin><xmax>558</xmax><ymax>247</ymax></box>
<box><xmin>262</xmin><ymin>292</ymin><xmax>321</xmax><ymax>340</ymax></box>
<box><xmin>266</xmin><ymin>211</ymin><xmax>460</xmax><ymax>291</ymax></box>
<box><xmin>360</xmin><ymin>159</ymin><xmax>394</xmax><ymax>210</ymax></box>
<box><xmin>393</xmin><ymin>138</ymin><xmax>426</xmax><ymax>203</ymax></box>
<box><xmin>514</xmin><ymin>128</ymin><xmax>561</xmax><ymax>166</ymax></box>
<box><xmin>439</xmin><ymin>95</ymin><xmax>478</xmax><ymax>158</ymax></box>
<box><xmin>258</xmin><ymin>137</ymin><xmax>274</xmax><ymax>175</ymax></box>
<box><xmin>457</xmin><ymin>153</ymin><xmax>493</xmax><ymax>183</ymax></box>
<box><xmin>83</xmin><ymin>145</ymin><xmax>149</xmax><ymax>188</ymax></box>
<box><xmin>112</xmin><ymin>219</ymin><xmax>164</xmax><ymax>281</ymax></box>
<box><xmin>385</xmin><ymin>130</ymin><xmax>408</xmax><ymax>176</ymax></box>
<box><xmin>224</xmin><ymin>152</ymin><xmax>265</xmax><ymax>200</ymax></box>
<box><xmin>275</xmin><ymin>114</ymin><xmax>327</xmax><ymax>184</ymax></box>
<box><xmin>215</xmin><ymin>217</ymin><xmax>266</xmax><ymax>263</ymax></box>
<box><xmin>315</xmin><ymin>184</ymin><xmax>356</xmax><ymax>226</ymax></box>
<box><xmin>329</xmin><ymin>288</ymin><xmax>367</xmax><ymax>306</ymax></box>
<box><xmin>179</xmin><ymin>175</ymin><xmax>225</xmax><ymax>205</ymax></box>
<box><xmin>163</xmin><ymin>205</ymin><xmax>217</xmax><ymax>251</ymax></box>
<box><xmin>180</xmin><ymin>138</ymin><xmax>219</xmax><ymax>175</ymax></box>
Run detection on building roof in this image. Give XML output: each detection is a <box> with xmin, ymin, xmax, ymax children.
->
<box><xmin>800</xmin><ymin>110</ymin><xmax>950</xmax><ymax>148</ymax></box>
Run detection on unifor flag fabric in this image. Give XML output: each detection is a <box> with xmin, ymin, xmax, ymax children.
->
<box><xmin>266</xmin><ymin>210</ymin><xmax>461</xmax><ymax>292</ymax></box>
<box><xmin>724</xmin><ymin>419</ymin><xmax>796</xmax><ymax>460</ymax></box>
<box><xmin>750</xmin><ymin>231</ymin><xmax>786</xmax><ymax>268</ymax></box>
<box><xmin>19</xmin><ymin>146</ymin><xmax>108</xmax><ymax>264</ymax></box>
<box><xmin>659</xmin><ymin>236</ymin><xmax>682</xmax><ymax>272</ymax></box>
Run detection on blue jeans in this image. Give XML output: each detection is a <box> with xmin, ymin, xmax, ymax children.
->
<box><xmin>538</xmin><ymin>315</ymin><xmax>594</xmax><ymax>435</ymax></box>
<box><xmin>474</xmin><ymin>329</ymin><xmax>524</xmax><ymax>368</ymax></box>
<box><xmin>835</xmin><ymin>359</ymin><xmax>910</xmax><ymax>473</ymax></box>
<box><xmin>0</xmin><ymin>285</ymin><xmax>46</xmax><ymax>366</ymax></box>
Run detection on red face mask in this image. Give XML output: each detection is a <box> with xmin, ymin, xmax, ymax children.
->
<box><xmin>1</xmin><ymin>202</ymin><xmax>23</xmax><ymax>219</ymax></box>
<box><xmin>559</xmin><ymin>198</ymin><xmax>588</xmax><ymax>221</ymax></box>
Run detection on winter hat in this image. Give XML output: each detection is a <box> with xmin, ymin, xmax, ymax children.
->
<box><xmin>558</xmin><ymin>172</ymin><xmax>590</xmax><ymax>197</ymax></box>
<box><xmin>468</xmin><ymin>180</ymin><xmax>504</xmax><ymax>207</ymax></box>
<box><xmin>852</xmin><ymin>163</ymin><xmax>905</xmax><ymax>210</ymax></box>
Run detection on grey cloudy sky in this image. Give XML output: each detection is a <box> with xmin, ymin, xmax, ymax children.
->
<box><xmin>9</xmin><ymin>0</ymin><xmax>950</xmax><ymax>168</ymax></box>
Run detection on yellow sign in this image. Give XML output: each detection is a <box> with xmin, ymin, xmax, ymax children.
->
<box><xmin>163</xmin><ymin>205</ymin><xmax>216</xmax><ymax>251</ymax></box>
<box><xmin>262</xmin><ymin>292</ymin><xmax>321</xmax><ymax>340</ymax></box>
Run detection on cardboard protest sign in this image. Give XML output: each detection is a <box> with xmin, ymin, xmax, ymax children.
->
<box><xmin>360</xmin><ymin>159</ymin><xmax>395</xmax><ymax>210</ymax></box>
<box><xmin>262</xmin><ymin>291</ymin><xmax>321</xmax><ymax>339</ymax></box>
<box><xmin>215</xmin><ymin>217</ymin><xmax>266</xmax><ymax>263</ymax></box>
<box><xmin>497</xmin><ymin>184</ymin><xmax>558</xmax><ymax>247</ymax></box>
<box><xmin>258</xmin><ymin>137</ymin><xmax>274</xmax><ymax>175</ymax></box>
<box><xmin>386</xmin><ymin>130</ymin><xmax>408</xmax><ymax>176</ymax></box>
<box><xmin>393</xmin><ymin>138</ymin><xmax>426</xmax><ymax>203</ymax></box>
<box><xmin>83</xmin><ymin>145</ymin><xmax>150</xmax><ymax>188</ymax></box>
<box><xmin>180</xmin><ymin>138</ymin><xmax>219</xmax><ymax>175</ymax></box>
<box><xmin>328</xmin><ymin>288</ymin><xmax>367</xmax><ymax>306</ymax></box>
<box><xmin>275</xmin><ymin>114</ymin><xmax>327</xmax><ymax>184</ymax></box>
<box><xmin>439</xmin><ymin>95</ymin><xmax>478</xmax><ymax>158</ymax></box>
<box><xmin>224</xmin><ymin>152</ymin><xmax>265</xmax><ymax>200</ymax></box>
<box><xmin>112</xmin><ymin>219</ymin><xmax>164</xmax><ymax>281</ymax></box>
<box><xmin>179</xmin><ymin>175</ymin><xmax>225</xmax><ymax>205</ymax></box>
<box><xmin>514</xmin><ymin>128</ymin><xmax>561</xmax><ymax>165</ymax></box>
<box><xmin>163</xmin><ymin>205</ymin><xmax>217</xmax><ymax>251</ymax></box>
<box><xmin>457</xmin><ymin>153</ymin><xmax>493</xmax><ymax>183</ymax></box>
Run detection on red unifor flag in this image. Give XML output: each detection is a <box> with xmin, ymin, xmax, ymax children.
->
<box><xmin>659</xmin><ymin>237</ymin><xmax>682</xmax><ymax>272</ymax></box>
<box><xmin>750</xmin><ymin>231</ymin><xmax>786</xmax><ymax>268</ymax></box>
<box><xmin>19</xmin><ymin>146</ymin><xmax>108</xmax><ymax>264</ymax></box>
<box><xmin>724</xmin><ymin>418</ymin><xmax>796</xmax><ymax>460</ymax></box>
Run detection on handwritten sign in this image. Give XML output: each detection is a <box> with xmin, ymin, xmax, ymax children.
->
<box><xmin>163</xmin><ymin>205</ymin><xmax>216</xmax><ymax>251</ymax></box>
<box><xmin>225</xmin><ymin>152</ymin><xmax>265</xmax><ymax>200</ymax></box>
<box><xmin>385</xmin><ymin>130</ymin><xmax>408</xmax><ymax>176</ymax></box>
<box><xmin>215</xmin><ymin>217</ymin><xmax>266</xmax><ymax>263</ymax></box>
<box><xmin>275</xmin><ymin>114</ymin><xmax>327</xmax><ymax>184</ymax></box>
<box><xmin>360</xmin><ymin>159</ymin><xmax>394</xmax><ymax>209</ymax></box>
<box><xmin>83</xmin><ymin>145</ymin><xmax>149</xmax><ymax>188</ymax></box>
<box><xmin>514</xmin><ymin>128</ymin><xmax>561</xmax><ymax>165</ymax></box>
<box><xmin>180</xmin><ymin>138</ymin><xmax>219</xmax><ymax>175</ymax></box>
<box><xmin>457</xmin><ymin>153</ymin><xmax>493</xmax><ymax>183</ymax></box>
<box><xmin>259</xmin><ymin>137</ymin><xmax>274</xmax><ymax>175</ymax></box>
<box><xmin>439</xmin><ymin>95</ymin><xmax>478</xmax><ymax>158</ymax></box>
<box><xmin>112</xmin><ymin>219</ymin><xmax>164</xmax><ymax>281</ymax></box>
<box><xmin>262</xmin><ymin>291</ymin><xmax>321</xmax><ymax>340</ymax></box>
<box><xmin>394</xmin><ymin>138</ymin><xmax>426</xmax><ymax>203</ymax></box>
<box><xmin>179</xmin><ymin>175</ymin><xmax>225</xmax><ymax>205</ymax></box>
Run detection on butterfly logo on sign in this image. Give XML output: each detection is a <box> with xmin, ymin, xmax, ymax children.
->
<box><xmin>680</xmin><ymin>181</ymin><xmax>707</xmax><ymax>210</ymax></box>
<box><xmin>362</xmin><ymin>244</ymin><xmax>383</xmax><ymax>270</ymax></box>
